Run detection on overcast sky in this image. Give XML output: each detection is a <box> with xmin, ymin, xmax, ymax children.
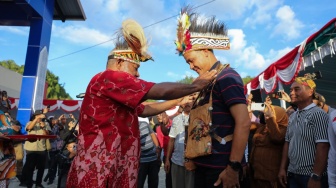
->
<box><xmin>0</xmin><ymin>0</ymin><xmax>335</xmax><ymax>99</ymax></box>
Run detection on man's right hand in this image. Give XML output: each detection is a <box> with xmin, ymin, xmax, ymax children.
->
<box><xmin>164</xmin><ymin>160</ymin><xmax>170</xmax><ymax>174</ymax></box>
<box><xmin>278</xmin><ymin>168</ymin><xmax>287</xmax><ymax>187</ymax></box>
<box><xmin>192</xmin><ymin>70</ymin><xmax>217</xmax><ymax>90</ymax></box>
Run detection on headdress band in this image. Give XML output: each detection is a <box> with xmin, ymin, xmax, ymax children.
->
<box><xmin>175</xmin><ymin>8</ymin><xmax>230</xmax><ymax>55</ymax></box>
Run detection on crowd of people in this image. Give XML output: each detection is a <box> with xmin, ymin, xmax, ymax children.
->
<box><xmin>1</xmin><ymin>5</ymin><xmax>336</xmax><ymax>188</ymax></box>
<box><xmin>0</xmin><ymin>89</ymin><xmax>78</xmax><ymax>188</ymax></box>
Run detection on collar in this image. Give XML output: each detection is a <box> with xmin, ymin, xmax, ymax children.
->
<box><xmin>209</xmin><ymin>61</ymin><xmax>221</xmax><ymax>71</ymax></box>
<box><xmin>299</xmin><ymin>103</ymin><xmax>316</xmax><ymax>111</ymax></box>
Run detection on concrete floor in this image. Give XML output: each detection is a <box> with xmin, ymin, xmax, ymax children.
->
<box><xmin>8</xmin><ymin>167</ymin><xmax>167</xmax><ymax>188</ymax></box>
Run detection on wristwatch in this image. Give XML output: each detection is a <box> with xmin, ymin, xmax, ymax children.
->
<box><xmin>310</xmin><ymin>173</ymin><xmax>321</xmax><ymax>181</ymax></box>
<box><xmin>228</xmin><ymin>161</ymin><xmax>242</xmax><ymax>172</ymax></box>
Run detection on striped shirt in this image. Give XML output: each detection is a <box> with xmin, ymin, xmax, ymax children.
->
<box><xmin>286</xmin><ymin>103</ymin><xmax>329</xmax><ymax>175</ymax></box>
<box><xmin>193</xmin><ymin>61</ymin><xmax>247</xmax><ymax>168</ymax></box>
<box><xmin>139</xmin><ymin>119</ymin><xmax>157</xmax><ymax>163</ymax></box>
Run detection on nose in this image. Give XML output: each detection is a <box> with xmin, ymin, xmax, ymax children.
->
<box><xmin>189</xmin><ymin>63</ymin><xmax>194</xmax><ymax>70</ymax></box>
<box><xmin>289</xmin><ymin>90</ymin><xmax>295</xmax><ymax>98</ymax></box>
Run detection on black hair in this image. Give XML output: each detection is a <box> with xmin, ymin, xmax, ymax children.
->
<box><xmin>259</xmin><ymin>112</ymin><xmax>266</xmax><ymax>125</ymax></box>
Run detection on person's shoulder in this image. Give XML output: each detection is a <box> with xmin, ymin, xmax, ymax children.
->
<box><xmin>172</xmin><ymin>114</ymin><xmax>183</xmax><ymax>121</ymax></box>
<box><xmin>217</xmin><ymin>66</ymin><xmax>242</xmax><ymax>81</ymax></box>
<box><xmin>329</xmin><ymin>108</ymin><xmax>336</xmax><ymax>119</ymax></box>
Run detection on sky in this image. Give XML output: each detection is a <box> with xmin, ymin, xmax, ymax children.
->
<box><xmin>0</xmin><ymin>0</ymin><xmax>335</xmax><ymax>99</ymax></box>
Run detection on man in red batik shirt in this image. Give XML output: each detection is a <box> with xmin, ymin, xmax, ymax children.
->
<box><xmin>66</xmin><ymin>19</ymin><xmax>217</xmax><ymax>188</ymax></box>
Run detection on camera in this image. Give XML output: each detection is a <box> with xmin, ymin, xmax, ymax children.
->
<box><xmin>251</xmin><ymin>103</ymin><xmax>265</xmax><ymax>111</ymax></box>
<box><xmin>269</xmin><ymin>91</ymin><xmax>282</xmax><ymax>99</ymax></box>
<box><xmin>42</xmin><ymin>118</ymin><xmax>48</xmax><ymax>122</ymax></box>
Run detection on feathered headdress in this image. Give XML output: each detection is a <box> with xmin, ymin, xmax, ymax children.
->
<box><xmin>175</xmin><ymin>6</ymin><xmax>230</xmax><ymax>55</ymax></box>
<box><xmin>108</xmin><ymin>19</ymin><xmax>153</xmax><ymax>65</ymax></box>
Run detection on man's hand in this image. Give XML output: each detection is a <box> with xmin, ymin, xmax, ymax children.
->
<box><xmin>214</xmin><ymin>166</ymin><xmax>239</xmax><ymax>188</ymax></box>
<box><xmin>164</xmin><ymin>160</ymin><xmax>170</xmax><ymax>174</ymax></box>
<box><xmin>177</xmin><ymin>95</ymin><xmax>194</xmax><ymax>106</ymax></box>
<box><xmin>279</xmin><ymin>91</ymin><xmax>291</xmax><ymax>103</ymax></box>
<box><xmin>307</xmin><ymin>179</ymin><xmax>321</xmax><ymax>188</ymax></box>
<box><xmin>192</xmin><ymin>70</ymin><xmax>217</xmax><ymax>90</ymax></box>
<box><xmin>278</xmin><ymin>168</ymin><xmax>287</xmax><ymax>187</ymax></box>
<box><xmin>36</xmin><ymin>114</ymin><xmax>46</xmax><ymax>120</ymax></box>
<box><xmin>263</xmin><ymin>103</ymin><xmax>275</xmax><ymax>119</ymax></box>
<box><xmin>42</xmin><ymin>107</ymin><xmax>49</xmax><ymax>114</ymax></box>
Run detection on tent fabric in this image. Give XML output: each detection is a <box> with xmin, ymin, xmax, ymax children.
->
<box><xmin>245</xmin><ymin>18</ymin><xmax>336</xmax><ymax>95</ymax></box>
<box><xmin>7</xmin><ymin>98</ymin><xmax>179</xmax><ymax>116</ymax></box>
<box><xmin>8</xmin><ymin>98</ymin><xmax>82</xmax><ymax>112</ymax></box>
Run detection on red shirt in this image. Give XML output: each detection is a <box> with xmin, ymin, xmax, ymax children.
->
<box><xmin>156</xmin><ymin>119</ymin><xmax>172</xmax><ymax>157</ymax></box>
<box><xmin>67</xmin><ymin>70</ymin><xmax>154</xmax><ymax>188</ymax></box>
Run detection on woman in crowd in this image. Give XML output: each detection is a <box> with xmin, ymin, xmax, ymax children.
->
<box><xmin>249</xmin><ymin>104</ymin><xmax>289</xmax><ymax>188</ymax></box>
<box><xmin>0</xmin><ymin>107</ymin><xmax>20</xmax><ymax>187</ymax></box>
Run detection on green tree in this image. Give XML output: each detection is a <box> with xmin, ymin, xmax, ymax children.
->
<box><xmin>177</xmin><ymin>75</ymin><xmax>195</xmax><ymax>84</ymax></box>
<box><xmin>242</xmin><ymin>76</ymin><xmax>254</xmax><ymax>85</ymax></box>
<box><xmin>0</xmin><ymin>60</ymin><xmax>72</xmax><ymax>99</ymax></box>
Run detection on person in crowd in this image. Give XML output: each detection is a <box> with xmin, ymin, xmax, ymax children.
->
<box><xmin>58</xmin><ymin>139</ymin><xmax>77</xmax><ymax>188</ymax></box>
<box><xmin>21</xmin><ymin>108</ymin><xmax>51</xmax><ymax>188</ymax></box>
<box><xmin>138</xmin><ymin>117</ymin><xmax>161</xmax><ymax>188</ymax></box>
<box><xmin>313</xmin><ymin>92</ymin><xmax>335</xmax><ymax>114</ymax></box>
<box><xmin>311</xmin><ymin>92</ymin><xmax>336</xmax><ymax>186</ymax></box>
<box><xmin>60</xmin><ymin>116</ymin><xmax>78</xmax><ymax>142</ymax></box>
<box><xmin>44</xmin><ymin>117</ymin><xmax>63</xmax><ymax>185</ymax></box>
<box><xmin>164</xmin><ymin>97</ymin><xmax>195</xmax><ymax>188</ymax></box>
<box><xmin>157</xmin><ymin>111</ymin><xmax>173</xmax><ymax>188</ymax></box>
<box><xmin>328</xmin><ymin>109</ymin><xmax>336</xmax><ymax>187</ymax></box>
<box><xmin>1</xmin><ymin>90</ymin><xmax>11</xmax><ymax>110</ymax></box>
<box><xmin>11</xmin><ymin>120</ymin><xmax>24</xmax><ymax>182</ymax></box>
<box><xmin>58</xmin><ymin>114</ymin><xmax>68</xmax><ymax>130</ymax></box>
<box><xmin>278</xmin><ymin>77</ymin><xmax>329</xmax><ymax>188</ymax></box>
<box><xmin>66</xmin><ymin>19</ymin><xmax>217</xmax><ymax>188</ymax></box>
<box><xmin>174</xmin><ymin>7</ymin><xmax>250</xmax><ymax>188</ymax></box>
<box><xmin>0</xmin><ymin>105</ymin><xmax>19</xmax><ymax>187</ymax></box>
<box><xmin>249</xmin><ymin>104</ymin><xmax>288</xmax><ymax>188</ymax></box>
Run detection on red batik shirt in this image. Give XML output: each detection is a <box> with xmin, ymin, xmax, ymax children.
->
<box><xmin>67</xmin><ymin>70</ymin><xmax>154</xmax><ymax>188</ymax></box>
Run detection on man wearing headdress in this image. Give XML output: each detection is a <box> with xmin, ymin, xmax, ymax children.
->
<box><xmin>174</xmin><ymin>7</ymin><xmax>251</xmax><ymax>188</ymax></box>
<box><xmin>66</xmin><ymin>19</ymin><xmax>217</xmax><ymax>188</ymax></box>
<box><xmin>278</xmin><ymin>77</ymin><xmax>329</xmax><ymax>188</ymax></box>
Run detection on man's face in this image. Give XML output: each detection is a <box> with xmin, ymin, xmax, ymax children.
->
<box><xmin>61</xmin><ymin>118</ymin><xmax>66</xmax><ymax>124</ymax></box>
<box><xmin>120</xmin><ymin>60</ymin><xmax>140</xmax><ymax>78</ymax></box>
<box><xmin>289</xmin><ymin>82</ymin><xmax>314</xmax><ymax>105</ymax></box>
<box><xmin>51</xmin><ymin>119</ymin><xmax>58</xmax><ymax>125</ymax></box>
<box><xmin>183</xmin><ymin>50</ymin><xmax>212</xmax><ymax>76</ymax></box>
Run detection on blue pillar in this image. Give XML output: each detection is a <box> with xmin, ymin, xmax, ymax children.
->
<box><xmin>17</xmin><ymin>0</ymin><xmax>55</xmax><ymax>134</ymax></box>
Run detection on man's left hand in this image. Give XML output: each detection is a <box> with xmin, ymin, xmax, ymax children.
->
<box><xmin>214</xmin><ymin>166</ymin><xmax>240</xmax><ymax>188</ymax></box>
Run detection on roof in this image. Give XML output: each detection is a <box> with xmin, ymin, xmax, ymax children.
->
<box><xmin>54</xmin><ymin>0</ymin><xmax>86</xmax><ymax>22</ymax></box>
<box><xmin>0</xmin><ymin>0</ymin><xmax>86</xmax><ymax>26</ymax></box>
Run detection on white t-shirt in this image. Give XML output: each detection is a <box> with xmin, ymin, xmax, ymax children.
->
<box><xmin>169</xmin><ymin>113</ymin><xmax>189</xmax><ymax>166</ymax></box>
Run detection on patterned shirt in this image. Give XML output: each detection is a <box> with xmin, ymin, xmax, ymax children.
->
<box><xmin>50</xmin><ymin>124</ymin><xmax>64</xmax><ymax>151</ymax></box>
<box><xmin>286</xmin><ymin>103</ymin><xmax>329</xmax><ymax>175</ymax></box>
<box><xmin>139</xmin><ymin>118</ymin><xmax>157</xmax><ymax>163</ymax></box>
<box><xmin>67</xmin><ymin>70</ymin><xmax>154</xmax><ymax>188</ymax></box>
<box><xmin>193</xmin><ymin>62</ymin><xmax>247</xmax><ymax>168</ymax></box>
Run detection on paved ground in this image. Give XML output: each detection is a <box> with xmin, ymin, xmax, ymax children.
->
<box><xmin>8</xmin><ymin>167</ymin><xmax>167</xmax><ymax>188</ymax></box>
